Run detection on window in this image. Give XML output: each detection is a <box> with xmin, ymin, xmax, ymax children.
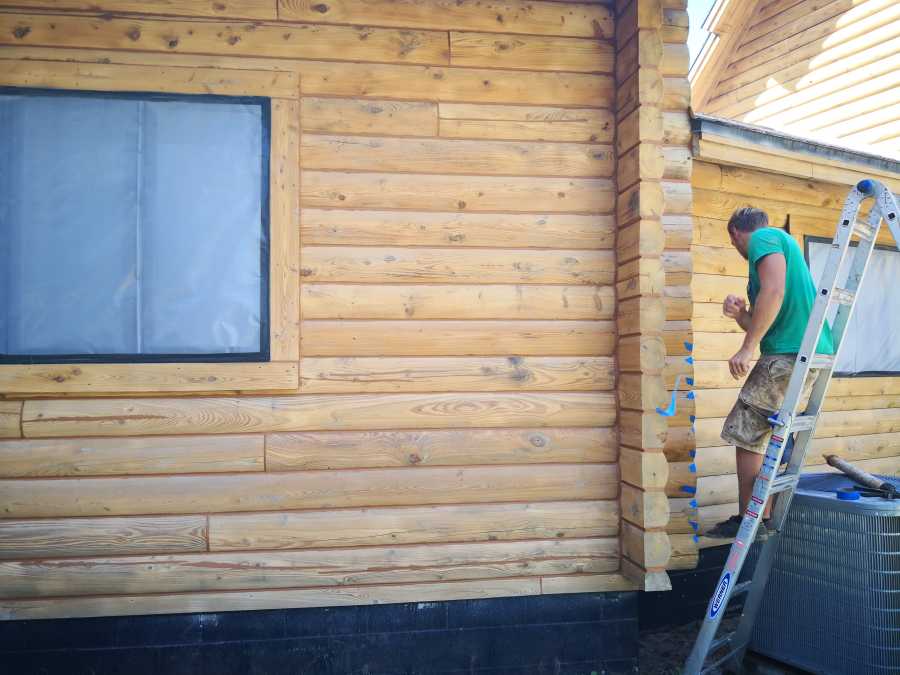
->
<box><xmin>0</xmin><ymin>88</ymin><xmax>270</xmax><ymax>363</ymax></box>
<box><xmin>806</xmin><ymin>236</ymin><xmax>900</xmax><ymax>375</ymax></box>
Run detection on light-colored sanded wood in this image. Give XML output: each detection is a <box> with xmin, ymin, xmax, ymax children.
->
<box><xmin>301</xmin><ymin>98</ymin><xmax>437</xmax><ymax>136</ymax></box>
<box><xmin>0</xmin><ymin>577</ymin><xmax>544</xmax><ymax>620</ymax></box>
<box><xmin>689</xmin><ymin>332</ymin><xmax>757</xmax><ymax>361</ymax></box>
<box><xmin>691</xmin><ymin>273</ymin><xmax>749</xmax><ymax>304</ymax></box>
<box><xmin>662</xmin><ymin>214</ymin><xmax>692</xmax><ymax>249</ymax></box>
<box><xmin>667</xmin><ymin>535</ymin><xmax>698</xmax><ymax>570</ymax></box>
<box><xmin>622</xmin><ymin>521</ymin><xmax>671</xmax><ymax>569</ymax></box>
<box><xmin>618</xmin><ymin>334</ymin><xmax>666</xmax><ymax>373</ymax></box>
<box><xmin>619</xmin><ymin>447</ymin><xmax>668</xmax><ymax>489</ymax></box>
<box><xmin>300</xmin><ymin>356</ymin><xmax>615</xmax><ymax>394</ymax></box>
<box><xmin>617</xmin><ymin>68</ymin><xmax>663</xmax><ymax>120</ymax></box>
<box><xmin>618</xmin><ymin>373</ymin><xmax>667</xmax><ymax>412</ymax></box>
<box><xmin>620</xmin><ymin>558</ymin><xmax>672</xmax><ymax>592</ymax></box>
<box><xmin>662</xmin><ymin>76</ymin><xmax>690</xmax><ymax>111</ymax></box>
<box><xmin>0</xmin><ymin>363</ymin><xmax>299</xmax><ymax>395</ymax></box>
<box><xmin>302</xmin><ymin>134</ymin><xmax>614</xmax><ymax>177</ymax></box>
<box><xmin>541</xmin><ymin>573</ymin><xmax>635</xmax><ymax>595</ymax></box>
<box><xmin>692</xmin><ymin>473</ymin><xmax>737</xmax><ymax>507</ymax></box>
<box><xmin>0</xmin><ymin>464</ymin><xmax>619</xmax><ymax>518</ymax></box>
<box><xmin>266</xmin><ymin>427</ymin><xmax>617</xmax><ymax>470</ymax></box>
<box><xmin>302</xmin><ymin>172</ymin><xmax>615</xmax><ymax>214</ymax></box>
<box><xmin>300</xmin><ymin>284</ymin><xmax>615</xmax><ymax>321</ymax></box>
<box><xmin>666</xmin><ymin>497</ymin><xmax>694</xmax><ymax>534</ymax></box>
<box><xmin>662</xmin><ymin>180</ymin><xmax>691</xmax><ymax>215</ymax></box>
<box><xmin>0</xmin><ymin>402</ymin><xmax>21</xmax><ymax>439</ymax></box>
<box><xmin>0</xmin><ymin>516</ymin><xmax>208</xmax><ymax>560</ymax></box>
<box><xmin>438</xmin><ymin>103</ymin><xmax>614</xmax><ymax>143</ymax></box>
<box><xmin>615</xmin><ymin>29</ymin><xmax>663</xmax><ymax>85</ymax></box>
<box><xmin>617</xmin><ymin>218</ymin><xmax>666</xmax><ymax>263</ymax></box>
<box><xmin>617</xmin><ymin>181</ymin><xmax>665</xmax><ymax>227</ymax></box>
<box><xmin>300</xmin><ymin>209</ymin><xmax>615</xmax><ymax>249</ymax></box>
<box><xmin>621</xmin><ymin>482</ymin><xmax>670</xmax><ymax>529</ymax></box>
<box><xmin>300</xmin><ymin>320</ymin><xmax>616</xmax><ymax>356</ymax></box>
<box><xmin>278</xmin><ymin>0</ymin><xmax>614</xmax><ymax>38</ymax></box>
<box><xmin>617</xmin><ymin>105</ymin><xmax>663</xmax><ymax>156</ymax></box>
<box><xmin>618</xmin><ymin>296</ymin><xmax>666</xmax><ymax>337</ymax></box>
<box><xmin>450</xmin><ymin>32</ymin><xmax>614</xmax><ymax>73</ymax></box>
<box><xmin>661</xmin><ymin>249</ymin><xmax>691</xmax><ymax>283</ymax></box>
<box><xmin>0</xmin><ymin>59</ymin><xmax>300</xmax><ymax>98</ymax></box>
<box><xmin>617</xmin><ymin>256</ymin><xmax>666</xmax><ymax>301</ymax></box>
<box><xmin>660</xmin><ymin>42</ymin><xmax>688</xmax><ymax>77</ymax></box>
<box><xmin>0</xmin><ymin>13</ymin><xmax>449</xmax><ymax>66</ymax></box>
<box><xmin>0</xmin><ymin>0</ymin><xmax>276</xmax><ymax>18</ymax></box>
<box><xmin>300</xmin><ymin>247</ymin><xmax>615</xmax><ymax>285</ymax></box>
<box><xmin>662</xmin><ymin>146</ymin><xmax>691</xmax><ymax>181</ymax></box>
<box><xmin>0</xmin><ymin>538</ymin><xmax>620</xmax><ymax>598</ymax></box>
<box><xmin>0</xmin><ymin>435</ymin><xmax>263</xmax><ymax>478</ymax></box>
<box><xmin>0</xmin><ymin>45</ymin><xmax>615</xmax><ymax>107</ymax></box>
<box><xmin>211</xmin><ymin>500</ymin><xmax>620</xmax><ymax>551</ymax></box>
<box><xmin>618</xmin><ymin>143</ymin><xmax>666</xmax><ymax>194</ymax></box>
<box><xmin>22</xmin><ymin>392</ymin><xmax>616</xmax><ymax>438</ymax></box>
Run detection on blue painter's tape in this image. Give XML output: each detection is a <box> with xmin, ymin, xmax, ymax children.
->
<box><xmin>686</xmin><ymin>377</ymin><xmax>694</xmax><ymax>386</ymax></box>
<box><xmin>689</xmin><ymin>520</ymin><xmax>699</xmax><ymax>531</ymax></box>
<box><xmin>694</xmin><ymin>534</ymin><xmax>700</xmax><ymax>543</ymax></box>
<box><xmin>690</xmin><ymin>415</ymin><xmax>696</xmax><ymax>423</ymax></box>
<box><xmin>689</xmin><ymin>449</ymin><xmax>696</xmax><ymax>458</ymax></box>
<box><xmin>684</xmin><ymin>341</ymin><xmax>694</xmax><ymax>352</ymax></box>
<box><xmin>687</xmin><ymin>391</ymin><xmax>695</xmax><ymax>400</ymax></box>
<box><xmin>690</xmin><ymin>499</ymin><xmax>698</xmax><ymax>508</ymax></box>
<box><xmin>681</xmin><ymin>485</ymin><xmax>696</xmax><ymax>494</ymax></box>
<box><xmin>685</xmin><ymin>356</ymin><xmax>694</xmax><ymax>365</ymax></box>
<box><xmin>689</xmin><ymin>463</ymin><xmax>697</xmax><ymax>473</ymax></box>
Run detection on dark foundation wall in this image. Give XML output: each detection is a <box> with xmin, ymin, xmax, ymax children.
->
<box><xmin>1</xmin><ymin>592</ymin><xmax>638</xmax><ymax>675</ymax></box>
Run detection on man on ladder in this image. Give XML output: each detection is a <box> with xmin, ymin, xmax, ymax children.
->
<box><xmin>705</xmin><ymin>207</ymin><xmax>835</xmax><ymax>540</ymax></box>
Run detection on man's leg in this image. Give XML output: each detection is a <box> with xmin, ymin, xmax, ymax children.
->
<box><xmin>736</xmin><ymin>446</ymin><xmax>771</xmax><ymax>519</ymax></box>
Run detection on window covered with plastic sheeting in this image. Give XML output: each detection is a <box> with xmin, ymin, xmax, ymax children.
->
<box><xmin>807</xmin><ymin>236</ymin><xmax>900</xmax><ymax>375</ymax></box>
<box><xmin>0</xmin><ymin>88</ymin><xmax>270</xmax><ymax>363</ymax></box>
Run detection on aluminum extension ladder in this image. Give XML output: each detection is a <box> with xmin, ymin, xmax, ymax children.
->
<box><xmin>684</xmin><ymin>179</ymin><xmax>900</xmax><ymax>674</ymax></box>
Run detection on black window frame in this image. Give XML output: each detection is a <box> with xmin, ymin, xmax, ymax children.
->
<box><xmin>0</xmin><ymin>86</ymin><xmax>271</xmax><ymax>365</ymax></box>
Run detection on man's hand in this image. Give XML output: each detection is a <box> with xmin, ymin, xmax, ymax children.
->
<box><xmin>723</xmin><ymin>294</ymin><xmax>746</xmax><ymax>319</ymax></box>
<box><xmin>729</xmin><ymin>346</ymin><xmax>754</xmax><ymax>380</ymax></box>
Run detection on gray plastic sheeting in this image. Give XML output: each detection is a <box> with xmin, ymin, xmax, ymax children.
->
<box><xmin>0</xmin><ymin>91</ymin><xmax>264</xmax><ymax>357</ymax></box>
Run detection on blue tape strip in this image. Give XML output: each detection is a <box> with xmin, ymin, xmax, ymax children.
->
<box><xmin>693</xmin><ymin>535</ymin><xmax>700</xmax><ymax>543</ymax></box>
<box><xmin>685</xmin><ymin>356</ymin><xmax>694</xmax><ymax>365</ymax></box>
<box><xmin>689</xmin><ymin>415</ymin><xmax>696</xmax><ymax>423</ymax></box>
<box><xmin>684</xmin><ymin>341</ymin><xmax>694</xmax><ymax>352</ymax></box>
<box><xmin>689</xmin><ymin>520</ymin><xmax>699</xmax><ymax>531</ymax></box>
<box><xmin>689</xmin><ymin>449</ymin><xmax>696</xmax><ymax>458</ymax></box>
<box><xmin>681</xmin><ymin>485</ymin><xmax>696</xmax><ymax>494</ymax></box>
<box><xmin>689</xmin><ymin>463</ymin><xmax>697</xmax><ymax>473</ymax></box>
<box><xmin>686</xmin><ymin>377</ymin><xmax>694</xmax><ymax>386</ymax></box>
<box><xmin>687</xmin><ymin>391</ymin><xmax>695</xmax><ymax>400</ymax></box>
<box><xmin>690</xmin><ymin>499</ymin><xmax>698</xmax><ymax>508</ymax></box>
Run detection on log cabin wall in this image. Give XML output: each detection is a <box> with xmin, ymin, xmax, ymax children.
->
<box><xmin>0</xmin><ymin>0</ymin><xmax>691</xmax><ymax>621</ymax></box>
<box><xmin>667</xmin><ymin>126</ymin><xmax>900</xmax><ymax>571</ymax></box>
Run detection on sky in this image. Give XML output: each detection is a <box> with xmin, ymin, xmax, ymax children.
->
<box><xmin>687</xmin><ymin>0</ymin><xmax>718</xmax><ymax>66</ymax></box>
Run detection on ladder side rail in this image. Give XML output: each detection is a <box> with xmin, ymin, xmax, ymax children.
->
<box><xmin>867</xmin><ymin>182</ymin><xmax>900</xmax><ymax>249</ymax></box>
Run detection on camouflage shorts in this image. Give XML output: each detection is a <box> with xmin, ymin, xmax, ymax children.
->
<box><xmin>720</xmin><ymin>354</ymin><xmax>819</xmax><ymax>454</ymax></box>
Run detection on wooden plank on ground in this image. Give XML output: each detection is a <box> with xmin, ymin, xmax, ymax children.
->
<box><xmin>22</xmin><ymin>392</ymin><xmax>616</xmax><ymax>437</ymax></box>
<box><xmin>0</xmin><ymin>13</ymin><xmax>449</xmax><ymax>66</ymax></box>
<box><xmin>0</xmin><ymin>578</ymin><xmax>544</xmax><ymax>620</ymax></box>
<box><xmin>449</xmin><ymin>32</ymin><xmax>614</xmax><ymax>73</ymax></box>
<box><xmin>301</xmin><ymin>134</ymin><xmax>614</xmax><ymax>177</ymax></box>
<box><xmin>300</xmin><ymin>284</ymin><xmax>615</xmax><ymax>320</ymax></box>
<box><xmin>265</xmin><ymin>427</ymin><xmax>617</xmax><ymax>470</ymax></box>
<box><xmin>301</xmin><ymin>98</ymin><xmax>438</xmax><ymax>136</ymax></box>
<box><xmin>0</xmin><ymin>538</ymin><xmax>620</xmax><ymax>598</ymax></box>
<box><xmin>0</xmin><ymin>363</ymin><xmax>299</xmax><ymax>395</ymax></box>
<box><xmin>300</xmin><ymin>320</ymin><xmax>617</xmax><ymax>356</ymax></box>
<box><xmin>0</xmin><ymin>1</ymin><xmax>277</xmax><ymax>19</ymax></box>
<box><xmin>300</xmin><ymin>247</ymin><xmax>614</xmax><ymax>285</ymax></box>
<box><xmin>0</xmin><ymin>402</ymin><xmax>21</xmax><ymax>439</ymax></box>
<box><xmin>277</xmin><ymin>0</ymin><xmax>614</xmax><ymax>38</ymax></box>
<box><xmin>301</xmin><ymin>172</ymin><xmax>615</xmax><ymax>213</ymax></box>
<box><xmin>300</xmin><ymin>356</ymin><xmax>615</xmax><ymax>393</ymax></box>
<box><xmin>438</xmin><ymin>103</ymin><xmax>613</xmax><ymax>143</ymax></box>
<box><xmin>211</xmin><ymin>500</ymin><xmax>619</xmax><ymax>551</ymax></box>
<box><xmin>0</xmin><ymin>435</ymin><xmax>263</xmax><ymax>478</ymax></box>
<box><xmin>300</xmin><ymin>210</ymin><xmax>615</xmax><ymax>248</ymax></box>
<box><xmin>0</xmin><ymin>516</ymin><xmax>208</xmax><ymax>560</ymax></box>
<box><xmin>0</xmin><ymin>464</ymin><xmax>620</xmax><ymax>518</ymax></box>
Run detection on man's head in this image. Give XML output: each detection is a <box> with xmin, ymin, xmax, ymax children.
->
<box><xmin>727</xmin><ymin>207</ymin><xmax>769</xmax><ymax>260</ymax></box>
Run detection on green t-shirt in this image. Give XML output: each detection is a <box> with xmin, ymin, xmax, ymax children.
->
<box><xmin>747</xmin><ymin>227</ymin><xmax>835</xmax><ymax>355</ymax></box>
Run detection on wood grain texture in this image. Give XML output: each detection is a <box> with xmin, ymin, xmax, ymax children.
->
<box><xmin>300</xmin><ymin>209</ymin><xmax>615</xmax><ymax>248</ymax></box>
<box><xmin>299</xmin><ymin>356</ymin><xmax>615</xmax><ymax>393</ymax></box>
<box><xmin>540</xmin><ymin>573</ymin><xmax>635</xmax><ymax>594</ymax></box>
<box><xmin>0</xmin><ymin>0</ymin><xmax>277</xmax><ymax>18</ymax></box>
<box><xmin>301</xmin><ymin>97</ymin><xmax>437</xmax><ymax>136</ymax></box>
<box><xmin>0</xmin><ymin>362</ymin><xmax>299</xmax><ymax>396</ymax></box>
<box><xmin>0</xmin><ymin>577</ymin><xmax>554</xmax><ymax>620</ymax></box>
<box><xmin>300</xmin><ymin>320</ymin><xmax>616</xmax><ymax>356</ymax></box>
<box><xmin>0</xmin><ymin>516</ymin><xmax>207</xmax><ymax>560</ymax></box>
<box><xmin>278</xmin><ymin>0</ymin><xmax>614</xmax><ymax>38</ymax></box>
<box><xmin>0</xmin><ymin>538</ymin><xmax>619</xmax><ymax>597</ymax></box>
<box><xmin>211</xmin><ymin>500</ymin><xmax>619</xmax><ymax>550</ymax></box>
<box><xmin>301</xmin><ymin>172</ymin><xmax>615</xmax><ymax>213</ymax></box>
<box><xmin>0</xmin><ymin>464</ymin><xmax>620</xmax><ymax>517</ymax></box>
<box><xmin>300</xmin><ymin>284</ymin><xmax>615</xmax><ymax>320</ymax></box>
<box><xmin>0</xmin><ymin>59</ymin><xmax>299</xmax><ymax>98</ymax></box>
<box><xmin>0</xmin><ymin>435</ymin><xmax>263</xmax><ymax>478</ymax></box>
<box><xmin>438</xmin><ymin>103</ymin><xmax>613</xmax><ymax>143</ymax></box>
<box><xmin>449</xmin><ymin>32</ymin><xmax>614</xmax><ymax>73</ymax></box>
<box><xmin>301</xmin><ymin>134</ymin><xmax>614</xmax><ymax>177</ymax></box>
<box><xmin>0</xmin><ymin>13</ymin><xmax>449</xmax><ymax>66</ymax></box>
<box><xmin>0</xmin><ymin>402</ymin><xmax>21</xmax><ymax>439</ymax></box>
<box><xmin>22</xmin><ymin>392</ymin><xmax>617</xmax><ymax>438</ymax></box>
<box><xmin>266</xmin><ymin>427</ymin><xmax>617</xmax><ymax>470</ymax></box>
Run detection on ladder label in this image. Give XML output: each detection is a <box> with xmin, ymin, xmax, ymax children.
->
<box><xmin>710</xmin><ymin>572</ymin><xmax>731</xmax><ymax>619</ymax></box>
<box><xmin>746</xmin><ymin>508</ymin><xmax>759</xmax><ymax>519</ymax></box>
<box><xmin>751</xmin><ymin>495</ymin><xmax>764</xmax><ymax>505</ymax></box>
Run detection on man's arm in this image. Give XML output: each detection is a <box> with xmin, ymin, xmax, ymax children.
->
<box><xmin>724</xmin><ymin>295</ymin><xmax>752</xmax><ymax>331</ymax></box>
<box><xmin>729</xmin><ymin>253</ymin><xmax>786</xmax><ymax>378</ymax></box>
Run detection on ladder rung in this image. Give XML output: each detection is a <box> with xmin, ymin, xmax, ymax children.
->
<box><xmin>731</xmin><ymin>580</ymin><xmax>752</xmax><ymax>596</ymax></box>
<box><xmin>811</xmin><ymin>354</ymin><xmax>834</xmax><ymax>369</ymax></box>
<box><xmin>832</xmin><ymin>287</ymin><xmax>855</xmax><ymax>305</ymax></box>
<box><xmin>702</xmin><ymin>640</ymin><xmax>749</xmax><ymax>674</ymax></box>
<box><xmin>790</xmin><ymin>414</ymin><xmax>817</xmax><ymax>432</ymax></box>
<box><xmin>709</xmin><ymin>633</ymin><xmax>733</xmax><ymax>654</ymax></box>
<box><xmin>771</xmin><ymin>474</ymin><xmax>799</xmax><ymax>494</ymax></box>
<box><xmin>853</xmin><ymin>220</ymin><xmax>875</xmax><ymax>240</ymax></box>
